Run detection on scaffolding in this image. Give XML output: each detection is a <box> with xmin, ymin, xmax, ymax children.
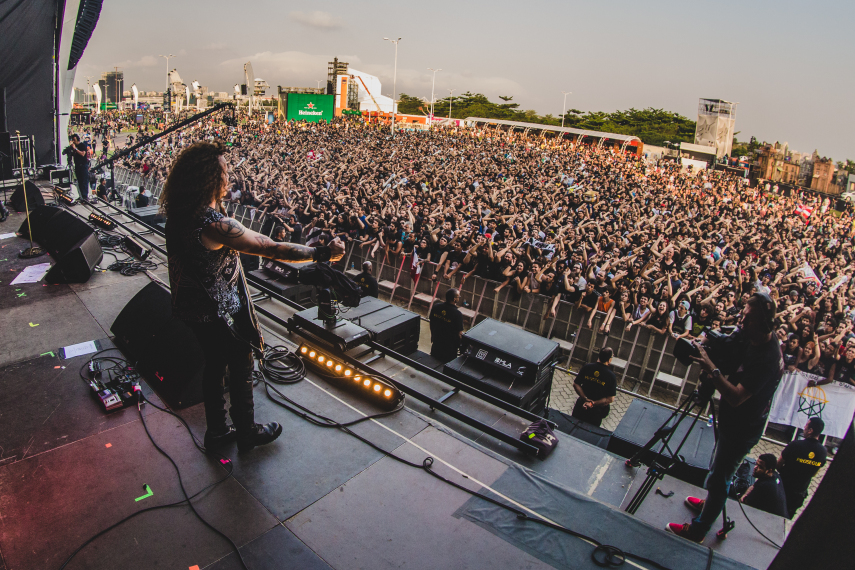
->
<box><xmin>327</xmin><ymin>57</ymin><xmax>348</xmax><ymax>95</ymax></box>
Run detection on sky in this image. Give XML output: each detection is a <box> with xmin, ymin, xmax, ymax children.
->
<box><xmin>75</xmin><ymin>0</ymin><xmax>854</xmax><ymax>161</ymax></box>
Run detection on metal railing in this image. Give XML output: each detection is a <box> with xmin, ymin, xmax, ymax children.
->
<box><xmin>344</xmin><ymin>243</ymin><xmax>699</xmax><ymax>398</ymax></box>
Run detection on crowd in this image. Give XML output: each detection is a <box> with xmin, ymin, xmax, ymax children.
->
<box><xmin>111</xmin><ymin>112</ymin><xmax>855</xmax><ymax>387</ymax></box>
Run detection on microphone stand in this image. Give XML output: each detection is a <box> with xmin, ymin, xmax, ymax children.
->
<box><xmin>0</xmin><ymin>149</ymin><xmax>9</xmax><ymax>221</ymax></box>
<box><xmin>16</xmin><ymin>130</ymin><xmax>44</xmax><ymax>258</ymax></box>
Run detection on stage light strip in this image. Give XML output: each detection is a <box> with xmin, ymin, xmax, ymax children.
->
<box><xmin>297</xmin><ymin>344</ymin><xmax>402</xmax><ymax>409</ymax></box>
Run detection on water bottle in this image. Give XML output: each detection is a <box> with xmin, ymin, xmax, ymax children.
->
<box><xmin>350</xmin><ymin>262</ymin><xmax>355</xmax><ymax>271</ymax></box>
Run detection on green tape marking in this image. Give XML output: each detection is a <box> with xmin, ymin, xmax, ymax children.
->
<box><xmin>17</xmin><ymin>292</ymin><xmax>26</xmax><ymax>297</ymax></box>
<box><xmin>134</xmin><ymin>484</ymin><xmax>153</xmax><ymax>502</ymax></box>
<box><xmin>40</xmin><ymin>351</ymin><xmax>55</xmax><ymax>357</ymax></box>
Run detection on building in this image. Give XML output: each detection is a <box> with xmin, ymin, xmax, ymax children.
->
<box><xmin>73</xmin><ymin>87</ymin><xmax>86</xmax><ymax>104</ymax></box>
<box><xmin>100</xmin><ymin>71</ymin><xmax>124</xmax><ymax>104</ymax></box>
<box><xmin>810</xmin><ymin>156</ymin><xmax>838</xmax><ymax>194</ymax></box>
<box><xmin>756</xmin><ymin>142</ymin><xmax>801</xmax><ymax>185</ymax></box>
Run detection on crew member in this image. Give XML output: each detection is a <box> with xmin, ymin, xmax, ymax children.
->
<box><xmin>356</xmin><ymin>261</ymin><xmax>379</xmax><ymax>298</ymax></box>
<box><xmin>429</xmin><ymin>288</ymin><xmax>464</xmax><ymax>363</ymax></box>
<box><xmin>778</xmin><ymin>417</ymin><xmax>827</xmax><ymax>518</ymax></box>
<box><xmin>669</xmin><ymin>293</ymin><xmax>784</xmax><ymax>542</ymax></box>
<box><xmin>739</xmin><ymin>454</ymin><xmax>788</xmax><ymax>517</ymax></box>
<box><xmin>69</xmin><ymin>134</ymin><xmax>90</xmax><ymax>201</ymax></box>
<box><xmin>572</xmin><ymin>347</ymin><xmax>617</xmax><ymax>427</ymax></box>
<box><xmin>161</xmin><ymin>142</ymin><xmax>344</xmax><ymax>452</ymax></box>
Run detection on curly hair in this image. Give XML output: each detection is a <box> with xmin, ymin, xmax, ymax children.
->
<box><xmin>159</xmin><ymin>141</ymin><xmax>229</xmax><ymax>219</ymax></box>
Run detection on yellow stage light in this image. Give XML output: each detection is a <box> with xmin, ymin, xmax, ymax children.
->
<box><xmin>318</xmin><ymin>356</ymin><xmax>325</xmax><ymax>363</ymax></box>
<box><xmin>300</xmin><ymin>346</ymin><xmax>308</xmax><ymax>354</ymax></box>
<box><xmin>384</xmin><ymin>389</ymin><xmax>393</xmax><ymax>397</ymax></box>
<box><xmin>309</xmin><ymin>351</ymin><xmax>316</xmax><ymax>358</ymax></box>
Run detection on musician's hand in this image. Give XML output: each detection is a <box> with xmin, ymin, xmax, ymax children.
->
<box><xmin>330</xmin><ymin>237</ymin><xmax>345</xmax><ymax>262</ymax></box>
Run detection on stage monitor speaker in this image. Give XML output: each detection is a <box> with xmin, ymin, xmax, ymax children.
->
<box><xmin>606</xmin><ymin>399</ymin><xmax>715</xmax><ymax>487</ymax></box>
<box><xmin>340</xmin><ymin>296</ymin><xmax>420</xmax><ymax>355</ymax></box>
<box><xmin>111</xmin><ymin>282</ymin><xmax>205</xmax><ymax>408</ymax></box>
<box><xmin>8</xmin><ymin>180</ymin><xmax>45</xmax><ymax>211</ymax></box>
<box><xmin>443</xmin><ymin>355</ymin><xmax>553</xmax><ymax>416</ymax></box>
<box><xmin>44</xmin><ymin>233</ymin><xmax>103</xmax><ymax>284</ymax></box>
<box><xmin>461</xmin><ymin>318</ymin><xmax>559</xmax><ymax>384</ymax></box>
<box><xmin>17</xmin><ymin>205</ymin><xmax>103</xmax><ymax>283</ymax></box>
<box><xmin>17</xmin><ymin>204</ymin><xmax>61</xmax><ymax>240</ymax></box>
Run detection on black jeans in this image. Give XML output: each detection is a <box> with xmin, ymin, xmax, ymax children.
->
<box><xmin>571</xmin><ymin>398</ymin><xmax>608</xmax><ymax>427</ymax></box>
<box><xmin>74</xmin><ymin>164</ymin><xmax>90</xmax><ymax>199</ymax></box>
<box><xmin>187</xmin><ymin>319</ymin><xmax>255</xmax><ymax>433</ymax></box>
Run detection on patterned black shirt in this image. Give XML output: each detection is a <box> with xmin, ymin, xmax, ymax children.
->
<box><xmin>166</xmin><ymin>207</ymin><xmax>242</xmax><ymax>323</ymax></box>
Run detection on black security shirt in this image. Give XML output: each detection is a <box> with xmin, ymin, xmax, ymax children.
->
<box><xmin>574</xmin><ymin>362</ymin><xmax>617</xmax><ymax>412</ymax></box>
<box><xmin>355</xmin><ymin>271</ymin><xmax>378</xmax><ymax>298</ymax></box>
<box><xmin>780</xmin><ymin>438</ymin><xmax>827</xmax><ymax>495</ymax></box>
<box><xmin>742</xmin><ymin>474</ymin><xmax>788</xmax><ymax>518</ymax></box>
<box><xmin>429</xmin><ymin>302</ymin><xmax>463</xmax><ymax>354</ymax></box>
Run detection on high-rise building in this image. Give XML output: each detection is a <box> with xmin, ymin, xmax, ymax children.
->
<box><xmin>100</xmin><ymin>71</ymin><xmax>124</xmax><ymax>104</ymax></box>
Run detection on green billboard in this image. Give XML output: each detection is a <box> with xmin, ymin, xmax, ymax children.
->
<box><xmin>285</xmin><ymin>93</ymin><xmax>334</xmax><ymax>122</ymax></box>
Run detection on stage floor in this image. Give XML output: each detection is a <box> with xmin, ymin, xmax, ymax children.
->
<box><xmin>0</xmin><ymin>206</ymin><xmax>785</xmax><ymax>570</ymax></box>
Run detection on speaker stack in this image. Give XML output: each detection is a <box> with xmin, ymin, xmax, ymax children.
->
<box><xmin>443</xmin><ymin>319</ymin><xmax>559</xmax><ymax>416</ymax></box>
<box><xmin>606</xmin><ymin>399</ymin><xmax>716</xmax><ymax>486</ymax></box>
<box><xmin>17</xmin><ymin>205</ymin><xmax>102</xmax><ymax>283</ymax></box>
<box><xmin>8</xmin><ymin>180</ymin><xmax>45</xmax><ymax>211</ymax></box>
<box><xmin>111</xmin><ymin>282</ymin><xmax>205</xmax><ymax>408</ymax></box>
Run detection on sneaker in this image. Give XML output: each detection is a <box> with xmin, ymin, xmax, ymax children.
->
<box><xmin>684</xmin><ymin>496</ymin><xmax>705</xmax><ymax>513</ymax></box>
<box><xmin>204</xmin><ymin>425</ymin><xmax>236</xmax><ymax>449</ymax></box>
<box><xmin>236</xmin><ymin>422</ymin><xmax>283</xmax><ymax>452</ymax></box>
<box><xmin>665</xmin><ymin>523</ymin><xmax>704</xmax><ymax>543</ymax></box>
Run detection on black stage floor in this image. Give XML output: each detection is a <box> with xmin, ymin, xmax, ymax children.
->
<box><xmin>0</xmin><ymin>211</ymin><xmax>784</xmax><ymax>570</ymax></box>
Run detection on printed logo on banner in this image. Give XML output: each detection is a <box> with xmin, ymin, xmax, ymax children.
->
<box><xmin>798</xmin><ymin>385</ymin><xmax>828</xmax><ymax>418</ymax></box>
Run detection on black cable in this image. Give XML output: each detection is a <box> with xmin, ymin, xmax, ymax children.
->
<box><xmin>736</xmin><ymin>493</ymin><xmax>782</xmax><ymax>549</ymax></box>
<box><xmin>59</xmin><ymin>354</ymin><xmax>248</xmax><ymax>570</ymax></box>
<box><xmin>258</xmin><ymin>353</ymin><xmax>678</xmax><ymax>570</ymax></box>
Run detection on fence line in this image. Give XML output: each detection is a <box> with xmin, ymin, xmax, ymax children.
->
<box><xmin>344</xmin><ymin>242</ymin><xmax>701</xmax><ymax>399</ymax></box>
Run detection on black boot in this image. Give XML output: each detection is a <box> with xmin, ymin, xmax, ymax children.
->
<box><xmin>236</xmin><ymin>422</ymin><xmax>283</xmax><ymax>452</ymax></box>
<box><xmin>204</xmin><ymin>425</ymin><xmax>236</xmax><ymax>450</ymax></box>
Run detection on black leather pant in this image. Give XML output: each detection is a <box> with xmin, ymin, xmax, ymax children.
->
<box><xmin>187</xmin><ymin>319</ymin><xmax>255</xmax><ymax>433</ymax></box>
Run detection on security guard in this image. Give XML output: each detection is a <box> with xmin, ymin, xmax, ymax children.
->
<box><xmin>778</xmin><ymin>416</ymin><xmax>827</xmax><ymax>518</ymax></box>
<box><xmin>572</xmin><ymin>347</ymin><xmax>617</xmax><ymax>427</ymax></box>
<box><xmin>356</xmin><ymin>261</ymin><xmax>379</xmax><ymax>298</ymax></box>
<box><xmin>429</xmin><ymin>288</ymin><xmax>464</xmax><ymax>363</ymax></box>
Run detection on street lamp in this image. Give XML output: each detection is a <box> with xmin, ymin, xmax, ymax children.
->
<box><xmin>427</xmin><ymin>68</ymin><xmax>441</xmax><ymax>129</ymax></box>
<box><xmin>561</xmin><ymin>91</ymin><xmax>572</xmax><ymax>128</ymax></box>
<box><xmin>383</xmin><ymin>37</ymin><xmax>401</xmax><ymax>133</ymax></box>
<box><xmin>448</xmin><ymin>88</ymin><xmax>456</xmax><ymax>120</ymax></box>
<box><xmin>84</xmin><ymin>75</ymin><xmax>94</xmax><ymax>110</ymax></box>
<box><xmin>158</xmin><ymin>54</ymin><xmax>175</xmax><ymax>113</ymax></box>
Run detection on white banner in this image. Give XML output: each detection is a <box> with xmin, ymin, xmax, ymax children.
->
<box><xmin>769</xmin><ymin>371</ymin><xmax>855</xmax><ymax>439</ymax></box>
<box><xmin>132</xmin><ymin>84</ymin><xmax>139</xmax><ymax>109</ymax></box>
<box><xmin>93</xmin><ymin>83</ymin><xmax>102</xmax><ymax>113</ymax></box>
<box><xmin>796</xmin><ymin>262</ymin><xmax>822</xmax><ymax>291</ymax></box>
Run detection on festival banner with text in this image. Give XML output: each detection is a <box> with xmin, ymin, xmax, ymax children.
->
<box><xmin>769</xmin><ymin>371</ymin><xmax>855</xmax><ymax>439</ymax></box>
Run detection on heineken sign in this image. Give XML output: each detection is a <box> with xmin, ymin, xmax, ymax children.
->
<box><xmin>286</xmin><ymin>93</ymin><xmax>334</xmax><ymax>123</ymax></box>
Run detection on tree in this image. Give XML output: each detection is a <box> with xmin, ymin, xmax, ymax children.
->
<box><xmin>399</xmin><ymin>92</ymin><xmax>697</xmax><ymax>145</ymax></box>
<box><xmin>396</xmin><ymin>93</ymin><xmax>427</xmax><ymax>115</ymax></box>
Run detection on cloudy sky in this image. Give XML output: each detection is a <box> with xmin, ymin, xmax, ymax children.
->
<box><xmin>76</xmin><ymin>0</ymin><xmax>854</xmax><ymax>161</ymax></box>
